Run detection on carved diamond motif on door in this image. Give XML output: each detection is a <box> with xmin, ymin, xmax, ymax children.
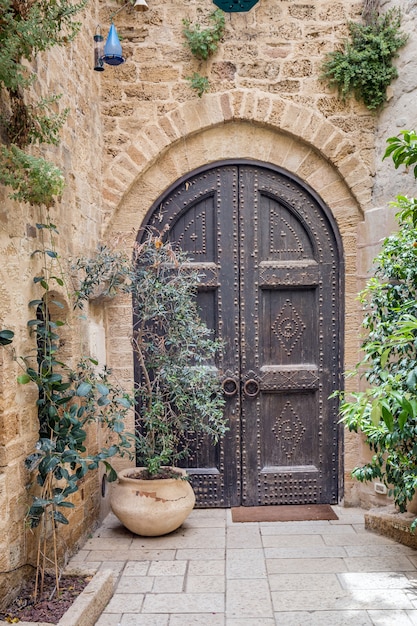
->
<box><xmin>272</xmin><ymin>400</ymin><xmax>307</xmax><ymax>462</ymax></box>
<box><xmin>272</xmin><ymin>299</ymin><xmax>306</xmax><ymax>356</ymax></box>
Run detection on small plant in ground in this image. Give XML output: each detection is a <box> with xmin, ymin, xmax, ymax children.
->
<box><xmin>321</xmin><ymin>8</ymin><xmax>408</xmax><ymax>110</ymax></box>
<box><xmin>336</xmin><ymin>131</ymin><xmax>417</xmax><ymax>518</ymax></box>
<box><xmin>182</xmin><ymin>9</ymin><xmax>225</xmax><ymax>97</ymax></box>
<box><xmin>16</xmin><ymin>214</ymin><xmax>136</xmax><ymax>598</ymax></box>
<box><xmin>185</xmin><ymin>72</ymin><xmax>210</xmax><ymax>98</ymax></box>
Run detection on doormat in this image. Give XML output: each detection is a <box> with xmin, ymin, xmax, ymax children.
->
<box><xmin>231</xmin><ymin>504</ymin><xmax>338</xmax><ymax>523</ymax></box>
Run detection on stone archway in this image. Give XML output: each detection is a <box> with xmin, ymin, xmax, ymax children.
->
<box><xmin>103</xmin><ymin>115</ymin><xmax>365</xmax><ymax>504</ymax></box>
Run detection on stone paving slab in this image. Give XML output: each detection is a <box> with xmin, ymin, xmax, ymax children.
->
<box><xmin>271</xmin><ymin>588</ymin><xmax>415</xmax><ymax>611</ymax></box>
<box><xmin>273</xmin><ymin>610</ymin><xmax>373</xmax><ymax>625</ymax></box>
<box><xmin>344</xmin><ymin>556</ymin><xmax>416</xmax><ymax>572</ymax></box>
<box><xmin>369</xmin><ymin>610</ymin><xmax>417</xmax><ymax>625</ymax></box>
<box><xmin>64</xmin><ymin>507</ymin><xmax>417</xmax><ymax>625</ymax></box>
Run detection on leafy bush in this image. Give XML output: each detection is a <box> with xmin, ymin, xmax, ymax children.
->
<box><xmin>182</xmin><ymin>9</ymin><xmax>225</xmax><ymax>61</ymax></box>
<box><xmin>0</xmin><ymin>145</ymin><xmax>64</xmax><ymax>206</ymax></box>
<box><xmin>338</xmin><ymin>131</ymin><xmax>417</xmax><ymax>513</ymax></box>
<box><xmin>130</xmin><ymin>233</ymin><xmax>227</xmax><ymax>477</ymax></box>
<box><xmin>73</xmin><ymin>232</ymin><xmax>228</xmax><ymax>478</ymax></box>
<box><xmin>321</xmin><ymin>9</ymin><xmax>408</xmax><ymax>110</ymax></box>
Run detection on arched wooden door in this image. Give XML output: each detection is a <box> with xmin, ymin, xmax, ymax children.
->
<box><xmin>139</xmin><ymin>161</ymin><xmax>344</xmax><ymax>507</ymax></box>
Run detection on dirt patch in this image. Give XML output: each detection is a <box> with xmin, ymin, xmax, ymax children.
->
<box><xmin>1</xmin><ymin>573</ymin><xmax>90</xmax><ymax>624</ymax></box>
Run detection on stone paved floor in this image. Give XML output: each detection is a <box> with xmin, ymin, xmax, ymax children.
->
<box><xmin>67</xmin><ymin>505</ymin><xmax>417</xmax><ymax>625</ymax></box>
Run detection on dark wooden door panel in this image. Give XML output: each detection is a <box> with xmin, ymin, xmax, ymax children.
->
<box><xmin>239</xmin><ymin>164</ymin><xmax>341</xmax><ymax>506</ymax></box>
<box><xmin>144</xmin><ymin>166</ymin><xmax>242</xmax><ymax>507</ymax></box>
<box><xmin>139</xmin><ymin>161</ymin><xmax>343</xmax><ymax>507</ymax></box>
<box><xmin>261</xmin><ymin>288</ymin><xmax>318</xmax><ymax>365</ymax></box>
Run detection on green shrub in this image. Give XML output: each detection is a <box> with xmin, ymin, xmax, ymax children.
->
<box><xmin>321</xmin><ymin>9</ymin><xmax>408</xmax><ymax>110</ymax></box>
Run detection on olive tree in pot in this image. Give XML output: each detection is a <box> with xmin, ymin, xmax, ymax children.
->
<box><xmin>110</xmin><ymin>232</ymin><xmax>227</xmax><ymax>536</ymax></box>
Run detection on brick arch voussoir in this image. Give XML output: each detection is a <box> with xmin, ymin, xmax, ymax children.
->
<box><xmin>102</xmin><ymin>89</ymin><xmax>371</xmax><ymax>227</ymax></box>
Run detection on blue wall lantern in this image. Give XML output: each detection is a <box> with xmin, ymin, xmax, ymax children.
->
<box><xmin>94</xmin><ymin>0</ymin><xmax>148</xmax><ymax>71</ymax></box>
<box><xmin>213</xmin><ymin>0</ymin><xmax>259</xmax><ymax>12</ymax></box>
<box><xmin>102</xmin><ymin>23</ymin><xmax>125</xmax><ymax>66</ymax></box>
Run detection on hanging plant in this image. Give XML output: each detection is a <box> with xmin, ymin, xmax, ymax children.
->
<box><xmin>321</xmin><ymin>8</ymin><xmax>408</xmax><ymax>110</ymax></box>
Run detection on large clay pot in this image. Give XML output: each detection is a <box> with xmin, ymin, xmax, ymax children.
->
<box><xmin>110</xmin><ymin>467</ymin><xmax>195</xmax><ymax>536</ymax></box>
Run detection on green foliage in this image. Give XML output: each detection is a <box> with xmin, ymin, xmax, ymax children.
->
<box><xmin>23</xmin><ymin>356</ymin><xmax>135</xmax><ymax>528</ymax></box>
<box><xmin>321</xmin><ymin>9</ymin><xmax>408</xmax><ymax>110</ymax></box>
<box><xmin>130</xmin><ymin>233</ymin><xmax>227</xmax><ymax>476</ymax></box>
<box><xmin>182</xmin><ymin>9</ymin><xmax>225</xmax><ymax>61</ymax></box>
<box><xmin>0</xmin><ymin>0</ymin><xmax>86</xmax><ymax>92</ymax></box>
<box><xmin>0</xmin><ymin>329</ymin><xmax>14</xmax><ymax>345</ymax></box>
<box><xmin>0</xmin><ymin>145</ymin><xmax>64</xmax><ymax>206</ymax></box>
<box><xmin>77</xmin><ymin>233</ymin><xmax>228</xmax><ymax>478</ymax></box>
<box><xmin>186</xmin><ymin>72</ymin><xmax>210</xmax><ymax>97</ymax></box>
<box><xmin>182</xmin><ymin>9</ymin><xmax>225</xmax><ymax>97</ymax></box>
<box><xmin>0</xmin><ymin>0</ymin><xmax>86</xmax><ymax>204</ymax></box>
<box><xmin>18</xmin><ymin>216</ymin><xmax>136</xmax><ymax>529</ymax></box>
<box><xmin>337</xmin><ymin>132</ymin><xmax>417</xmax><ymax>513</ymax></box>
<box><xmin>1</xmin><ymin>93</ymin><xmax>70</xmax><ymax>148</ymax></box>
<box><xmin>384</xmin><ymin>130</ymin><xmax>417</xmax><ymax>177</ymax></box>
<box><xmin>72</xmin><ymin>245</ymin><xmax>131</xmax><ymax>309</ymax></box>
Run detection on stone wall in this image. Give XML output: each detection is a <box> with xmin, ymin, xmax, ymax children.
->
<box><xmin>97</xmin><ymin>0</ymin><xmax>374</xmax><ymax>509</ymax></box>
<box><xmin>355</xmin><ymin>0</ymin><xmax>417</xmax><ymax>509</ymax></box>
<box><xmin>0</xmin><ymin>2</ymin><xmax>105</xmax><ymax>609</ymax></box>
<box><xmin>1</xmin><ymin>0</ymin><xmax>416</xmax><ymax>607</ymax></box>
<box><xmin>96</xmin><ymin>0</ymin><xmax>414</xmax><ymax>510</ymax></box>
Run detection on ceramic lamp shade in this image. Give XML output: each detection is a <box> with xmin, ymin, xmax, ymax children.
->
<box><xmin>103</xmin><ymin>24</ymin><xmax>125</xmax><ymax>66</ymax></box>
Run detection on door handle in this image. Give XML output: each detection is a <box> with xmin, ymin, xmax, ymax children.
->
<box><xmin>243</xmin><ymin>379</ymin><xmax>260</xmax><ymax>398</ymax></box>
<box><xmin>222</xmin><ymin>377</ymin><xmax>239</xmax><ymax>397</ymax></box>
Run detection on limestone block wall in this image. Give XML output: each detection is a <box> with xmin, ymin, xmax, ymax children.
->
<box><xmin>0</xmin><ymin>3</ymin><xmax>106</xmax><ymax>609</ymax></box>
<box><xmin>97</xmin><ymin>0</ymin><xmax>378</xmax><ymax>509</ymax></box>
<box><xmin>1</xmin><ymin>0</ymin><xmax>414</xmax><ymax>605</ymax></box>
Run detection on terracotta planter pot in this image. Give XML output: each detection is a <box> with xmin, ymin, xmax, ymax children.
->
<box><xmin>110</xmin><ymin>467</ymin><xmax>195</xmax><ymax>536</ymax></box>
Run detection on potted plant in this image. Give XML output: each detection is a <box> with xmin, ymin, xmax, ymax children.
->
<box><xmin>109</xmin><ymin>231</ymin><xmax>227</xmax><ymax>536</ymax></box>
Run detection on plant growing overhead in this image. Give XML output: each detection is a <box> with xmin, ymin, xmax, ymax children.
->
<box><xmin>337</xmin><ymin>130</ymin><xmax>417</xmax><ymax>515</ymax></box>
<box><xmin>321</xmin><ymin>8</ymin><xmax>408</xmax><ymax>110</ymax></box>
<box><xmin>182</xmin><ymin>9</ymin><xmax>225</xmax><ymax>61</ymax></box>
<box><xmin>182</xmin><ymin>8</ymin><xmax>225</xmax><ymax>97</ymax></box>
<box><xmin>0</xmin><ymin>0</ymin><xmax>86</xmax><ymax>205</ymax></box>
